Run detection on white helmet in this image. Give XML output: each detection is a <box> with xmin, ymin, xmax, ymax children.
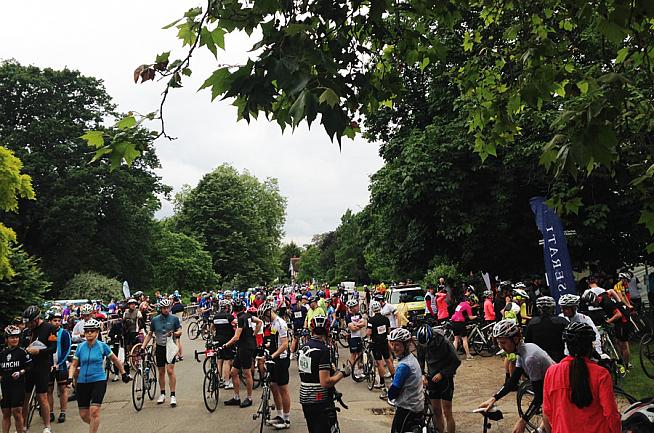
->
<box><xmin>158</xmin><ymin>299</ymin><xmax>172</xmax><ymax>308</ymax></box>
<box><xmin>558</xmin><ymin>294</ymin><xmax>580</xmax><ymax>307</ymax></box>
<box><xmin>370</xmin><ymin>301</ymin><xmax>381</xmax><ymax>313</ymax></box>
<box><xmin>80</xmin><ymin>304</ymin><xmax>94</xmax><ymax>315</ymax></box>
<box><xmin>492</xmin><ymin>319</ymin><xmax>520</xmax><ymax>338</ymax></box>
<box><xmin>513</xmin><ymin>289</ymin><xmax>529</xmax><ymax>299</ymax></box>
<box><xmin>83</xmin><ymin>318</ymin><xmax>101</xmax><ymax>331</ymax></box>
<box><xmin>346</xmin><ymin>299</ymin><xmax>358</xmax><ymax>308</ymax></box>
<box><xmin>536</xmin><ymin>296</ymin><xmax>556</xmax><ymax>309</ymax></box>
<box><xmin>387</xmin><ymin>328</ymin><xmax>412</xmax><ymax>342</ymax></box>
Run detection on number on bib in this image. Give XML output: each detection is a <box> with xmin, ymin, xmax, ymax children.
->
<box><xmin>376</xmin><ymin>325</ymin><xmax>387</xmax><ymax>335</ymax></box>
<box><xmin>298</xmin><ymin>352</ymin><xmax>312</xmax><ymax>374</ymax></box>
<box><xmin>294</xmin><ymin>311</ymin><xmax>303</xmax><ymax>319</ymax></box>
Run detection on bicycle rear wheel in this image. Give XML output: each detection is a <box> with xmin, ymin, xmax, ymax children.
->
<box><xmin>26</xmin><ymin>390</ymin><xmax>37</xmax><ymax>428</ymax></box>
<box><xmin>129</xmin><ymin>343</ymin><xmax>143</xmax><ymax>370</ymax></box>
<box><xmin>614</xmin><ymin>387</ymin><xmax>636</xmax><ymax>413</ymax></box>
<box><xmin>338</xmin><ymin>327</ymin><xmax>350</xmax><ymax>348</ymax></box>
<box><xmin>640</xmin><ymin>333</ymin><xmax>654</xmax><ymax>379</ymax></box>
<box><xmin>203</xmin><ymin>370</ymin><xmax>219</xmax><ymax>412</ymax></box>
<box><xmin>366</xmin><ymin>352</ymin><xmax>376</xmax><ymax>391</ymax></box>
<box><xmin>132</xmin><ymin>369</ymin><xmax>145</xmax><ymax>411</ymax></box>
<box><xmin>516</xmin><ymin>381</ymin><xmax>541</xmax><ymax>432</ymax></box>
<box><xmin>146</xmin><ymin>362</ymin><xmax>158</xmax><ymax>400</ymax></box>
<box><xmin>258</xmin><ymin>388</ymin><xmax>269</xmax><ymax>433</ymax></box>
<box><xmin>187</xmin><ymin>321</ymin><xmax>200</xmax><ymax>340</ymax></box>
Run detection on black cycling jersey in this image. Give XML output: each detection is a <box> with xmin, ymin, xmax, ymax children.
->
<box><xmin>211</xmin><ymin>311</ymin><xmax>235</xmax><ymax>340</ymax></box>
<box><xmin>417</xmin><ymin>332</ymin><xmax>460</xmax><ymax>378</ymax></box>
<box><xmin>0</xmin><ymin>346</ymin><xmax>32</xmax><ymax>383</ymax></box>
<box><xmin>290</xmin><ymin>303</ymin><xmax>307</xmax><ymax>328</ymax></box>
<box><xmin>599</xmin><ymin>296</ymin><xmax>628</xmax><ymax>323</ymax></box>
<box><xmin>298</xmin><ymin>337</ymin><xmax>333</xmax><ymax>405</ymax></box>
<box><xmin>236</xmin><ymin>312</ymin><xmax>256</xmax><ymax>350</ymax></box>
<box><xmin>26</xmin><ymin>321</ymin><xmax>57</xmax><ymax>369</ymax></box>
<box><xmin>524</xmin><ymin>315</ymin><xmax>567</xmax><ymax>362</ymax></box>
<box><xmin>367</xmin><ymin>314</ymin><xmax>390</xmax><ymax>345</ymax></box>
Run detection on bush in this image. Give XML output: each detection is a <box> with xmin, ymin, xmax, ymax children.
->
<box><xmin>423</xmin><ymin>260</ymin><xmax>465</xmax><ymax>288</ymax></box>
<box><xmin>60</xmin><ymin>271</ymin><xmax>123</xmax><ymax>301</ymax></box>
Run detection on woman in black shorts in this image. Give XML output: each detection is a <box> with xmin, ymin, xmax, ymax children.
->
<box><xmin>451</xmin><ymin>297</ymin><xmax>476</xmax><ymax>360</ymax></box>
<box><xmin>0</xmin><ymin>325</ymin><xmax>32</xmax><ymax>433</ymax></box>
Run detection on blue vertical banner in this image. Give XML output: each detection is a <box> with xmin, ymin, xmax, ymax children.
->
<box><xmin>529</xmin><ymin>197</ymin><xmax>576</xmax><ymax>302</ymax></box>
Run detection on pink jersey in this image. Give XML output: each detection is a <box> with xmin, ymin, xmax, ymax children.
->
<box><xmin>483</xmin><ymin>299</ymin><xmax>495</xmax><ymax>321</ymax></box>
<box><xmin>451</xmin><ymin>301</ymin><xmax>472</xmax><ymax>322</ymax></box>
<box><xmin>436</xmin><ymin>292</ymin><xmax>449</xmax><ymax>320</ymax></box>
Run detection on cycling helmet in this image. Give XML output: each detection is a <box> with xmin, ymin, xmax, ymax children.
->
<box><xmin>536</xmin><ymin>296</ymin><xmax>556</xmax><ymax>309</ymax></box>
<box><xmin>492</xmin><ymin>319</ymin><xmax>521</xmax><ymax>338</ymax></box>
<box><xmin>387</xmin><ymin>328</ymin><xmax>411</xmax><ymax>342</ymax></box>
<box><xmin>83</xmin><ymin>318</ymin><xmax>101</xmax><ymax>330</ymax></box>
<box><xmin>232</xmin><ymin>299</ymin><xmax>245</xmax><ymax>311</ymax></box>
<box><xmin>558</xmin><ymin>294</ymin><xmax>580</xmax><ymax>307</ymax></box>
<box><xmin>514</xmin><ymin>282</ymin><xmax>526</xmax><ymax>289</ymax></box>
<box><xmin>499</xmin><ymin>280</ymin><xmax>513</xmax><ymax>289</ymax></box>
<box><xmin>346</xmin><ymin>299</ymin><xmax>358</xmax><ymax>308</ymax></box>
<box><xmin>80</xmin><ymin>304</ymin><xmax>94</xmax><ymax>315</ymax></box>
<box><xmin>621</xmin><ymin>398</ymin><xmax>654</xmax><ymax>433</ymax></box>
<box><xmin>618</xmin><ymin>272</ymin><xmax>631</xmax><ymax>280</ymax></box>
<box><xmin>309</xmin><ymin>296</ymin><xmax>319</xmax><ymax>303</ymax></box>
<box><xmin>416</xmin><ymin>324</ymin><xmax>433</xmax><ymax>345</ymax></box>
<box><xmin>49</xmin><ymin>309</ymin><xmax>63</xmax><ymax>319</ymax></box>
<box><xmin>317</xmin><ymin>291</ymin><xmax>325</xmax><ymax>298</ymax></box>
<box><xmin>581</xmin><ymin>290</ymin><xmax>598</xmax><ymax>307</ymax></box>
<box><xmin>22</xmin><ymin>305</ymin><xmax>41</xmax><ymax>322</ymax></box>
<box><xmin>483</xmin><ymin>290</ymin><xmax>493</xmax><ymax>298</ymax></box>
<box><xmin>513</xmin><ymin>288</ymin><xmax>529</xmax><ymax>299</ymax></box>
<box><xmin>374</xmin><ymin>294</ymin><xmax>384</xmax><ymax>302</ymax></box>
<box><xmin>309</xmin><ymin>314</ymin><xmax>330</xmax><ymax>333</ymax></box>
<box><xmin>370</xmin><ymin>301</ymin><xmax>381</xmax><ymax>313</ymax></box>
<box><xmin>219</xmin><ymin>299</ymin><xmax>231</xmax><ymax>309</ymax></box>
<box><xmin>4</xmin><ymin>325</ymin><xmax>21</xmax><ymax>336</ymax></box>
<box><xmin>127</xmin><ymin>298</ymin><xmax>137</xmax><ymax>305</ymax></box>
<box><xmin>158</xmin><ymin>299</ymin><xmax>172</xmax><ymax>308</ymax></box>
<box><xmin>258</xmin><ymin>303</ymin><xmax>273</xmax><ymax>317</ymax></box>
<box><xmin>133</xmin><ymin>291</ymin><xmax>143</xmax><ymax>298</ymax></box>
<box><xmin>562</xmin><ymin>321</ymin><xmax>596</xmax><ymax>344</ymax></box>
<box><xmin>465</xmin><ymin>285</ymin><xmax>475</xmax><ymax>292</ymax></box>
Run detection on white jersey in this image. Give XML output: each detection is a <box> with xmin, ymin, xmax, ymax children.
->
<box><xmin>380</xmin><ymin>303</ymin><xmax>398</xmax><ymax>329</ymax></box>
<box><xmin>587</xmin><ymin>286</ymin><xmax>606</xmax><ymax>311</ymax></box>
<box><xmin>559</xmin><ymin>312</ymin><xmax>603</xmax><ymax>355</ymax></box>
<box><xmin>72</xmin><ymin>319</ymin><xmax>86</xmax><ymax>343</ymax></box>
<box><xmin>270</xmin><ymin>316</ymin><xmax>289</xmax><ymax>359</ymax></box>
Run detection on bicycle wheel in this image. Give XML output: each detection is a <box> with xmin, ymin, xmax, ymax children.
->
<box><xmin>640</xmin><ymin>333</ymin><xmax>654</xmax><ymax>379</ymax></box>
<box><xmin>258</xmin><ymin>388</ymin><xmax>269</xmax><ymax>433</ymax></box>
<box><xmin>146</xmin><ymin>362</ymin><xmax>158</xmax><ymax>400</ymax></box>
<box><xmin>252</xmin><ymin>366</ymin><xmax>263</xmax><ymax>389</ymax></box>
<box><xmin>203</xmin><ymin>356</ymin><xmax>211</xmax><ymax>376</ymax></box>
<box><xmin>201</xmin><ymin>324</ymin><xmax>211</xmax><ymax>341</ymax></box>
<box><xmin>614</xmin><ymin>387</ymin><xmax>636</xmax><ymax>413</ymax></box>
<box><xmin>132</xmin><ymin>368</ymin><xmax>145</xmax><ymax>411</ymax></box>
<box><xmin>516</xmin><ymin>381</ymin><xmax>541</xmax><ymax>432</ymax></box>
<box><xmin>203</xmin><ymin>369</ymin><xmax>219</xmax><ymax>412</ymax></box>
<box><xmin>187</xmin><ymin>321</ymin><xmax>200</xmax><ymax>340</ymax></box>
<box><xmin>469</xmin><ymin>329</ymin><xmax>486</xmax><ymax>357</ymax></box>
<box><xmin>366</xmin><ymin>352</ymin><xmax>376</xmax><ymax>391</ymax></box>
<box><xmin>338</xmin><ymin>327</ymin><xmax>350</xmax><ymax>348</ymax></box>
<box><xmin>129</xmin><ymin>343</ymin><xmax>143</xmax><ymax>370</ymax></box>
<box><xmin>26</xmin><ymin>390</ymin><xmax>37</xmax><ymax>428</ymax></box>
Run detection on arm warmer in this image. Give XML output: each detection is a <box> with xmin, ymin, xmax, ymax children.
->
<box><xmin>493</xmin><ymin>367</ymin><xmax>524</xmax><ymax>400</ymax></box>
<box><xmin>387</xmin><ymin>363</ymin><xmax>411</xmax><ymax>400</ymax></box>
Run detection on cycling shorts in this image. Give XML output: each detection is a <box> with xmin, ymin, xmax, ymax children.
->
<box><xmin>349</xmin><ymin>337</ymin><xmax>362</xmax><ymax>354</ymax></box>
<box><xmin>302</xmin><ymin>402</ymin><xmax>340</xmax><ymax>433</ymax></box>
<box><xmin>155</xmin><ymin>344</ymin><xmax>176</xmax><ymax>368</ymax></box>
<box><xmin>25</xmin><ymin>366</ymin><xmax>49</xmax><ymax>394</ymax></box>
<box><xmin>269</xmin><ymin>357</ymin><xmax>290</xmax><ymax>386</ymax></box>
<box><xmin>213</xmin><ymin>338</ymin><xmax>235</xmax><ymax>360</ymax></box>
<box><xmin>49</xmin><ymin>368</ymin><xmax>69</xmax><ymax>386</ymax></box>
<box><xmin>372</xmin><ymin>342</ymin><xmax>390</xmax><ymax>361</ymax></box>
<box><xmin>0</xmin><ymin>380</ymin><xmax>25</xmax><ymax>409</ymax></box>
<box><xmin>427</xmin><ymin>375</ymin><xmax>455</xmax><ymax>401</ymax></box>
<box><xmin>451</xmin><ymin>321</ymin><xmax>467</xmax><ymax>337</ymax></box>
<box><xmin>614</xmin><ymin>321</ymin><xmax>631</xmax><ymax>342</ymax></box>
<box><xmin>233</xmin><ymin>348</ymin><xmax>255</xmax><ymax>370</ymax></box>
<box><xmin>76</xmin><ymin>380</ymin><xmax>107</xmax><ymax>408</ymax></box>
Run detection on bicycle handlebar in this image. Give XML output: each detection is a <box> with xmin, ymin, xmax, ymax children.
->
<box><xmin>333</xmin><ymin>390</ymin><xmax>348</xmax><ymax>410</ymax></box>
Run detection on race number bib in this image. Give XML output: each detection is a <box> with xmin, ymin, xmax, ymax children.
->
<box><xmin>294</xmin><ymin>311</ymin><xmax>303</xmax><ymax>319</ymax></box>
<box><xmin>248</xmin><ymin>318</ymin><xmax>255</xmax><ymax>330</ymax></box>
<box><xmin>376</xmin><ymin>325</ymin><xmax>387</xmax><ymax>335</ymax></box>
<box><xmin>455</xmin><ymin>305</ymin><xmax>463</xmax><ymax>312</ymax></box>
<box><xmin>298</xmin><ymin>351</ymin><xmax>312</xmax><ymax>374</ymax></box>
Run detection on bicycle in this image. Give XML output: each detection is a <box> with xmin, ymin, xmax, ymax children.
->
<box><xmin>599</xmin><ymin>325</ymin><xmax>624</xmax><ymax>366</ymax></box>
<box><xmin>640</xmin><ymin>332</ymin><xmax>654</xmax><ymax>379</ymax></box>
<box><xmin>252</xmin><ymin>353</ymin><xmax>276</xmax><ymax>433</ymax></box>
<box><xmin>25</xmin><ymin>387</ymin><xmax>39</xmax><ymax>429</ymax></box>
<box><xmin>194</xmin><ymin>342</ymin><xmax>221</xmax><ymax>413</ymax></box>
<box><xmin>187</xmin><ymin>317</ymin><xmax>210</xmax><ymax>341</ymax></box>
<box><xmin>468</xmin><ymin>320</ymin><xmax>497</xmax><ymax>357</ymax></box>
<box><xmin>332</xmin><ymin>317</ymin><xmax>350</xmax><ymax>348</ymax></box>
<box><xmin>131</xmin><ymin>345</ymin><xmax>158</xmax><ymax>411</ymax></box>
<box><xmin>351</xmin><ymin>339</ymin><xmax>376</xmax><ymax>390</ymax></box>
<box><xmin>420</xmin><ymin>388</ymin><xmax>437</xmax><ymax>433</ymax></box>
<box><xmin>329</xmin><ymin>326</ymin><xmax>341</xmax><ymax>368</ymax></box>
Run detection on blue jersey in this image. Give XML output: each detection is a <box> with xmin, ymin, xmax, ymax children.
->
<box><xmin>74</xmin><ymin>341</ymin><xmax>112</xmax><ymax>383</ymax></box>
<box><xmin>150</xmin><ymin>314</ymin><xmax>181</xmax><ymax>346</ymax></box>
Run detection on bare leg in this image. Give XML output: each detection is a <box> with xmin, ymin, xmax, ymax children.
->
<box><xmin>79</xmin><ymin>408</ymin><xmax>90</xmax><ymax>424</ymax></box>
<box><xmin>88</xmin><ymin>405</ymin><xmax>101</xmax><ymax>433</ymax></box>
<box><xmin>166</xmin><ymin>365</ymin><xmax>176</xmax><ymax>392</ymax></box>
<box><xmin>11</xmin><ymin>407</ymin><xmax>23</xmax><ymax>433</ymax></box>
<box><xmin>2</xmin><ymin>408</ymin><xmax>11</xmax><ymax>433</ymax></box>
<box><xmin>431</xmin><ymin>400</ymin><xmax>445</xmax><ymax>433</ymax></box>
<box><xmin>158</xmin><ymin>366</ymin><xmax>167</xmax><ymax>394</ymax></box>
<box><xmin>442</xmin><ymin>399</ymin><xmax>455</xmax><ymax>433</ymax></box>
<box><xmin>59</xmin><ymin>383</ymin><xmax>68</xmax><ymax>413</ymax></box>
<box><xmin>37</xmin><ymin>393</ymin><xmax>51</xmax><ymax>428</ymax></box>
<box><xmin>462</xmin><ymin>336</ymin><xmax>471</xmax><ymax>357</ymax></box>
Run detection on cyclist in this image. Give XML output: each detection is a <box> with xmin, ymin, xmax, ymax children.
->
<box><xmin>210</xmin><ymin>299</ymin><xmax>235</xmax><ymax>388</ymax></box>
<box><xmin>259</xmin><ymin>303</ymin><xmax>292</xmax><ymax>429</ymax></box>
<box><xmin>451</xmin><ymin>295</ymin><xmax>476</xmax><ymax>361</ymax></box>
<box><xmin>345</xmin><ymin>299</ymin><xmax>366</xmax><ymax>379</ymax></box>
<box><xmin>122</xmin><ymin>298</ymin><xmax>142</xmax><ymax>370</ymax></box>
<box><xmin>525</xmin><ymin>296</ymin><xmax>567</xmax><ymax>362</ymax></box>
<box><xmin>582</xmin><ymin>290</ymin><xmax>631</xmax><ymax>367</ymax></box>
<box><xmin>298</xmin><ymin>314</ymin><xmax>350</xmax><ymax>433</ymax></box>
<box><xmin>141</xmin><ymin>299</ymin><xmax>182</xmax><ymax>407</ymax></box>
<box><xmin>378</xmin><ymin>296</ymin><xmax>399</xmax><ymax>330</ymax></box>
<box><xmin>558</xmin><ymin>294</ymin><xmax>602</xmax><ymax>356</ymax></box>
<box><xmin>1</xmin><ymin>325</ymin><xmax>32</xmax><ymax>433</ymax></box>
<box><xmin>367</xmin><ymin>301</ymin><xmax>395</xmax><ymax>398</ymax></box>
<box><xmin>387</xmin><ymin>328</ymin><xmax>424</xmax><ymax>433</ymax></box>
<box><xmin>222</xmin><ymin>298</ymin><xmax>263</xmax><ymax>408</ymax></box>
<box><xmin>68</xmin><ymin>319</ymin><xmax>129</xmax><ymax>433</ymax></box>
<box><xmin>47</xmin><ymin>310</ymin><xmax>71</xmax><ymax>424</ymax></box>
<box><xmin>543</xmin><ymin>322</ymin><xmax>620</xmax><ymax>433</ymax></box>
<box><xmin>478</xmin><ymin>319</ymin><xmax>554</xmax><ymax>433</ymax></box>
<box><xmin>482</xmin><ymin>290</ymin><xmax>495</xmax><ymax>324</ymax></box>
<box><xmin>613</xmin><ymin>272</ymin><xmax>633</xmax><ymax>308</ymax></box>
<box><xmin>304</xmin><ymin>296</ymin><xmax>325</xmax><ymax>329</ymax></box>
<box><xmin>512</xmin><ymin>286</ymin><xmax>532</xmax><ymax>327</ymax></box>
<box><xmin>289</xmin><ymin>295</ymin><xmax>308</xmax><ymax>359</ymax></box>
<box><xmin>22</xmin><ymin>305</ymin><xmax>57</xmax><ymax>433</ymax></box>
<box><xmin>72</xmin><ymin>304</ymin><xmax>94</xmax><ymax>343</ymax></box>
<box><xmin>436</xmin><ymin>286</ymin><xmax>450</xmax><ymax>323</ymax></box>
<box><xmin>416</xmin><ymin>324</ymin><xmax>460</xmax><ymax>433</ymax></box>
<box><xmin>424</xmin><ymin>286</ymin><xmax>437</xmax><ymax>319</ymax></box>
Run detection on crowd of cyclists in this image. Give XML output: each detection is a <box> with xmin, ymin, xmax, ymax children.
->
<box><xmin>0</xmin><ymin>273</ymin><xmax>652</xmax><ymax>433</ymax></box>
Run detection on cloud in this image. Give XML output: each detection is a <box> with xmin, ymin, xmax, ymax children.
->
<box><xmin>0</xmin><ymin>0</ymin><xmax>384</xmax><ymax>246</ymax></box>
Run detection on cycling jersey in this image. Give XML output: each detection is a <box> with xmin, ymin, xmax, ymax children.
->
<box><xmin>269</xmin><ymin>316</ymin><xmax>289</xmax><ymax>359</ymax></box>
<box><xmin>123</xmin><ymin>308</ymin><xmax>142</xmax><ymax>333</ymax></box>
<box><xmin>236</xmin><ymin>312</ymin><xmax>257</xmax><ymax>350</ymax></box>
<box><xmin>560</xmin><ymin>312</ymin><xmax>602</xmax><ymax>355</ymax></box>
<box><xmin>74</xmin><ymin>340</ymin><xmax>112</xmax><ymax>383</ymax></box>
<box><xmin>211</xmin><ymin>311</ymin><xmax>235</xmax><ymax>341</ymax></box>
<box><xmin>291</xmin><ymin>303</ymin><xmax>307</xmax><ymax>329</ymax></box>
<box><xmin>451</xmin><ymin>301</ymin><xmax>472</xmax><ymax>322</ymax></box>
<box><xmin>483</xmin><ymin>299</ymin><xmax>496</xmax><ymax>321</ymax></box>
<box><xmin>436</xmin><ymin>292</ymin><xmax>449</xmax><ymax>320</ymax></box>
<box><xmin>503</xmin><ymin>302</ymin><xmax>521</xmax><ymax>324</ymax></box>
<box><xmin>0</xmin><ymin>346</ymin><xmax>32</xmax><ymax>383</ymax></box>
<box><xmin>524</xmin><ymin>315</ymin><xmax>567</xmax><ymax>362</ymax></box>
<box><xmin>367</xmin><ymin>313</ymin><xmax>390</xmax><ymax>345</ymax></box>
<box><xmin>26</xmin><ymin>321</ymin><xmax>57</xmax><ymax>369</ymax></box>
<box><xmin>305</xmin><ymin>306</ymin><xmax>326</xmax><ymax>328</ymax></box>
<box><xmin>425</xmin><ymin>292</ymin><xmax>437</xmax><ymax>315</ymax></box>
<box><xmin>298</xmin><ymin>338</ymin><xmax>333</xmax><ymax>405</ymax></box>
<box><xmin>387</xmin><ymin>352</ymin><xmax>423</xmax><ymax>413</ymax></box>
<box><xmin>380</xmin><ymin>303</ymin><xmax>398</xmax><ymax>328</ymax></box>
<box><xmin>516</xmin><ymin>342</ymin><xmax>554</xmax><ymax>381</ymax></box>
<box><xmin>417</xmin><ymin>332</ymin><xmax>460</xmax><ymax>379</ymax></box>
<box><xmin>150</xmin><ymin>313</ymin><xmax>181</xmax><ymax>346</ymax></box>
<box><xmin>345</xmin><ymin>312</ymin><xmax>364</xmax><ymax>338</ymax></box>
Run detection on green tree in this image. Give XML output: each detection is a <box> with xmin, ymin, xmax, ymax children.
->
<box><xmin>279</xmin><ymin>242</ymin><xmax>303</xmax><ymax>282</ymax></box>
<box><xmin>333</xmin><ymin>210</ymin><xmax>369</xmax><ymax>283</ymax></box>
<box><xmin>59</xmin><ymin>271</ymin><xmax>121</xmax><ymax>302</ymax></box>
<box><xmin>297</xmin><ymin>245</ymin><xmax>322</xmax><ymax>283</ymax></box>
<box><xmin>0</xmin><ymin>61</ymin><xmax>170</xmax><ymax>289</ymax></box>
<box><xmin>0</xmin><ymin>245</ymin><xmax>50</xmax><ymax>325</ymax></box>
<box><xmin>175</xmin><ymin>164</ymin><xmax>286</xmax><ymax>287</ymax></box>
<box><xmin>150</xmin><ymin>223</ymin><xmax>218</xmax><ymax>292</ymax></box>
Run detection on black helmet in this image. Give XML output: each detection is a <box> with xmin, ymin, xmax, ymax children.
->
<box><xmin>562</xmin><ymin>322</ymin><xmax>596</xmax><ymax>346</ymax></box>
<box><xmin>22</xmin><ymin>305</ymin><xmax>41</xmax><ymax>322</ymax></box>
<box><xmin>232</xmin><ymin>299</ymin><xmax>245</xmax><ymax>311</ymax></box>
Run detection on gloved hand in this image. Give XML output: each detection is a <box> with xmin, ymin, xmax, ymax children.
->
<box><xmin>121</xmin><ymin>372</ymin><xmax>131</xmax><ymax>383</ymax></box>
<box><xmin>66</xmin><ymin>378</ymin><xmax>73</xmax><ymax>386</ymax></box>
<box><xmin>340</xmin><ymin>362</ymin><xmax>352</xmax><ymax>378</ymax></box>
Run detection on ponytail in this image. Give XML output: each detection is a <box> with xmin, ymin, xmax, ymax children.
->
<box><xmin>568</xmin><ymin>340</ymin><xmax>593</xmax><ymax>408</ymax></box>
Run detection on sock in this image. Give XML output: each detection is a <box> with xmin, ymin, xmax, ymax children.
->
<box><xmin>234</xmin><ymin>393</ymin><xmax>240</xmax><ymax>399</ymax></box>
<box><xmin>277</xmin><ymin>409</ymin><xmax>283</xmax><ymax>418</ymax></box>
<box><xmin>170</xmin><ymin>391</ymin><xmax>175</xmax><ymax>397</ymax></box>
<box><xmin>380</xmin><ymin>377</ymin><xmax>385</xmax><ymax>385</ymax></box>
<box><xmin>161</xmin><ymin>391</ymin><xmax>166</xmax><ymax>396</ymax></box>
<box><xmin>283</xmin><ymin>412</ymin><xmax>290</xmax><ymax>421</ymax></box>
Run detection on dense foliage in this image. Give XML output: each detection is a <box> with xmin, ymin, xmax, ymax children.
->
<box><xmin>59</xmin><ymin>271</ymin><xmax>122</xmax><ymax>302</ymax></box>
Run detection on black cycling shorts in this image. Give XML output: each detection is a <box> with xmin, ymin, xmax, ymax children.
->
<box><xmin>427</xmin><ymin>375</ymin><xmax>455</xmax><ymax>401</ymax></box>
<box><xmin>125</xmin><ymin>331</ymin><xmax>140</xmax><ymax>348</ymax></box>
<box><xmin>49</xmin><ymin>368</ymin><xmax>69</xmax><ymax>386</ymax></box>
<box><xmin>302</xmin><ymin>402</ymin><xmax>340</xmax><ymax>433</ymax></box>
<box><xmin>372</xmin><ymin>342</ymin><xmax>390</xmax><ymax>361</ymax></box>
<box><xmin>0</xmin><ymin>381</ymin><xmax>25</xmax><ymax>409</ymax></box>
<box><xmin>451</xmin><ymin>321</ymin><xmax>467</xmax><ymax>337</ymax></box>
<box><xmin>391</xmin><ymin>407</ymin><xmax>423</xmax><ymax>433</ymax></box>
<box><xmin>614</xmin><ymin>321</ymin><xmax>631</xmax><ymax>342</ymax></box>
<box><xmin>76</xmin><ymin>380</ymin><xmax>107</xmax><ymax>408</ymax></box>
<box><xmin>349</xmin><ymin>337</ymin><xmax>362</xmax><ymax>354</ymax></box>
<box><xmin>233</xmin><ymin>348</ymin><xmax>255</xmax><ymax>370</ymax></box>
<box><xmin>269</xmin><ymin>357</ymin><xmax>290</xmax><ymax>386</ymax></box>
<box><xmin>25</xmin><ymin>367</ymin><xmax>49</xmax><ymax>394</ymax></box>
<box><xmin>155</xmin><ymin>344</ymin><xmax>176</xmax><ymax>368</ymax></box>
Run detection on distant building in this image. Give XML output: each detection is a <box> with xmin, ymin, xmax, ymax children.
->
<box><xmin>289</xmin><ymin>257</ymin><xmax>300</xmax><ymax>282</ymax></box>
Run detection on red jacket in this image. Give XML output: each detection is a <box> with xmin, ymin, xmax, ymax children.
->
<box><xmin>543</xmin><ymin>356</ymin><xmax>620</xmax><ymax>433</ymax></box>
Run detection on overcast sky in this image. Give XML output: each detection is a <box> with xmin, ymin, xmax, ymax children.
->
<box><xmin>0</xmin><ymin>1</ymin><xmax>384</xmax><ymax>245</ymax></box>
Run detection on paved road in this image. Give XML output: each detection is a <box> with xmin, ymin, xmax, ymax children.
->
<box><xmin>32</xmin><ymin>329</ymin><xmax>520</xmax><ymax>433</ymax></box>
